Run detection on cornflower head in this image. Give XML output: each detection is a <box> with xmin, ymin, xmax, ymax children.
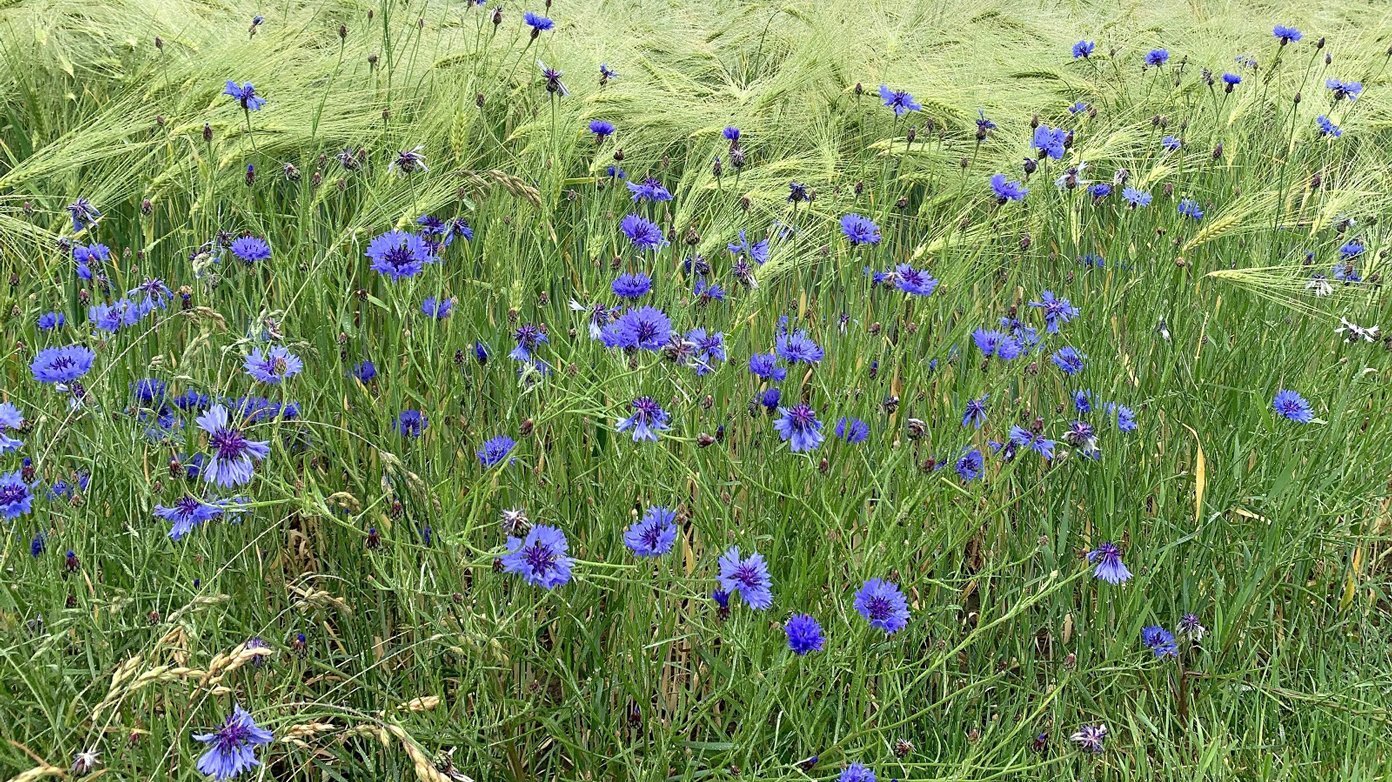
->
<box><xmin>717</xmin><ymin>546</ymin><xmax>773</xmax><ymax>610</ymax></box>
<box><xmin>501</xmin><ymin>525</ymin><xmax>574</xmax><ymax>588</ymax></box>
<box><xmin>773</xmin><ymin>403</ymin><xmax>824</xmax><ymax>453</ymax></box>
<box><xmin>193</xmin><ymin>705</ymin><xmax>273</xmax><ymax>780</ymax></box>
<box><xmin>877</xmin><ymin>85</ymin><xmax>921</xmax><ymax>116</ymax></box>
<box><xmin>616</xmin><ymin>397</ymin><xmax>671</xmax><ymax>442</ymax></box>
<box><xmin>1087</xmin><ymin>541</ymin><xmax>1131</xmax><ymax>584</ymax></box>
<box><xmin>853</xmin><ymin>579</ymin><xmax>910</xmax><ymax>633</ymax></box>
<box><xmin>624</xmin><ymin>506</ymin><xmax>677</xmax><ymax>557</ymax></box>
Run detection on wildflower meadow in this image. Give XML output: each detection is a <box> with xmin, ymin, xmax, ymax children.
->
<box><xmin>2</xmin><ymin>0</ymin><xmax>1392</xmax><ymax>780</ymax></box>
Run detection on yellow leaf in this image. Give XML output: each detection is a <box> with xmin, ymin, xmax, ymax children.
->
<box><xmin>1181</xmin><ymin>424</ymin><xmax>1205</xmax><ymax>525</ymax></box>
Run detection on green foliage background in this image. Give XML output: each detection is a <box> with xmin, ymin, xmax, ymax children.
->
<box><xmin>1</xmin><ymin>0</ymin><xmax>1391</xmax><ymax>779</ymax></box>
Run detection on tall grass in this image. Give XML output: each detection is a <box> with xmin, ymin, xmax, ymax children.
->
<box><xmin>1</xmin><ymin>0</ymin><xmax>1391</xmax><ymax>780</ymax></box>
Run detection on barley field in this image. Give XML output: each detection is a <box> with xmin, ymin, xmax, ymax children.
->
<box><xmin>1</xmin><ymin>0</ymin><xmax>1391</xmax><ymax>780</ymax></box>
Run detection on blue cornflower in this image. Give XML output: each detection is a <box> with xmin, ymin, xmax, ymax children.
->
<box><xmin>693</xmin><ymin>277</ymin><xmax>726</xmax><ymax>304</ymax></box>
<box><xmin>760</xmin><ymin>387</ymin><xmax>782</xmax><ymax>411</ymax></box>
<box><xmin>131</xmin><ymin>378</ymin><xmax>167</xmax><ymax>407</ymax></box>
<box><xmin>1141</xmin><ymin>625</ymin><xmax>1179</xmax><ymax>658</ymax></box>
<box><xmin>962</xmin><ymin>395</ymin><xmax>988</xmax><ymax>428</ymax></box>
<box><xmin>173</xmin><ymin>390</ymin><xmax>211</xmax><ymax>412</ymax></box>
<box><xmin>1028</xmin><ymin>291</ymin><xmax>1079</xmax><ymax>333</ymax></box>
<box><xmin>1033</xmin><ymin>125</ymin><xmax>1067</xmax><ymax>160</ymax></box>
<box><xmin>29</xmin><ymin>532</ymin><xmax>44</xmax><ymax>557</ymax></box>
<box><xmin>223</xmin><ymin>81</ymin><xmax>266</xmax><ymax>111</ymax></box>
<box><xmin>66</xmin><ymin>198</ymin><xmax>101</xmax><ymax>232</ymax></box>
<box><xmin>617</xmin><ymin>396</ymin><xmax>671</xmax><ymax>442</ymax></box>
<box><xmin>1222</xmin><ymin>72</ymin><xmax>1242</xmax><ymax>88</ymax></box>
<box><xmin>990</xmin><ymin>173</ymin><xmax>1028</xmax><ymax>203</ymax></box>
<box><xmin>478</xmin><ymin>435</ymin><xmax>517</xmax><ymax>467</ymax></box>
<box><xmin>1177</xmin><ymin>198</ymin><xmax>1204</xmax><ymax>221</ymax></box>
<box><xmin>1087</xmin><ymin>541</ymin><xmax>1132</xmax><ymax>584</ymax></box>
<box><xmin>774</xmin><ymin>329</ymin><xmax>823</xmax><ymax>365</ymax></box>
<box><xmin>1145</xmin><ymin>49</ymin><xmax>1169</xmax><ymax>68</ymax></box>
<box><xmin>130</xmin><ymin>278</ymin><xmax>173</xmax><ymax>310</ymax></box>
<box><xmin>243</xmin><ymin>346</ymin><xmax>303</xmax><ymax>384</ymax></box>
<box><xmin>612</xmin><ymin>272</ymin><xmax>653</xmax><ymax>299</ymax></box>
<box><xmin>601</xmin><ymin>306</ymin><xmax>672</xmax><ymax>351</ymax></box>
<box><xmin>571</xmin><ymin>300</ymin><xmax>614</xmax><ymax>339</ymax></box>
<box><xmin>835</xmin><ymin>417</ymin><xmax>869</xmax><ymax>444</ymax></box>
<box><xmin>0</xmin><ymin>471</ymin><xmax>34</xmax><ymax>519</ymax></box>
<box><xmin>1178</xmin><ymin>613</ymin><xmax>1206</xmax><ymax>640</ymax></box>
<box><xmin>352</xmin><ymin>360</ymin><xmax>377</xmax><ymax>383</ymax></box>
<box><xmin>522</xmin><ymin>11</ymin><xmax>554</xmax><ymax>33</ymax></box>
<box><xmin>1161</xmin><ymin>135</ymin><xmax>1182</xmax><ymax>152</ymax></box>
<box><xmin>727</xmin><ymin>230</ymin><xmax>770</xmax><ymax>264</ymax></box>
<box><xmin>0</xmin><ymin>402</ymin><xmax>23</xmax><ymax>433</ymax></box>
<box><xmin>1008</xmin><ymin>425</ymin><xmax>1056</xmax><ymax>460</ymax></box>
<box><xmin>588</xmin><ymin>119</ymin><xmax>615</xmax><ymax>139</ymax></box>
<box><xmin>1107</xmin><ymin>402</ymin><xmax>1138</xmax><ymax>432</ymax></box>
<box><xmin>1072</xmin><ymin>40</ymin><xmax>1095</xmax><ymax>58</ymax></box>
<box><xmin>1316</xmin><ymin>115</ymin><xmax>1342</xmax><ymax>137</ymax></box>
<box><xmin>37</xmin><ymin>311</ymin><xmax>65</xmax><ymax>331</ymax></box>
<box><xmin>1065</xmin><ymin>420</ymin><xmax>1100</xmax><ymax>459</ymax></box>
<box><xmin>194</xmin><ymin>704</ymin><xmax>273</xmax><ymax>780</ymax></box>
<box><xmin>1073</xmin><ymin>390</ymin><xmax>1094</xmax><ymax>414</ymax></box>
<box><xmin>748</xmin><ymin>353</ymin><xmax>787</xmax><ymax>382</ymax></box>
<box><xmin>975</xmin><ymin>110</ymin><xmax>997</xmax><ymax>137</ymax></box>
<box><xmin>196</xmin><ymin>404</ymin><xmax>270</xmax><ymax>487</ymax></box>
<box><xmin>1340</xmin><ymin>240</ymin><xmax>1364</xmax><ymax>260</ymax></box>
<box><xmin>90</xmin><ymin>299</ymin><xmax>144</xmax><ymax>333</ymax></box>
<box><xmin>31</xmin><ymin>345</ymin><xmax>94</xmax><ymax>384</ymax></box>
<box><xmin>502</xmin><ymin>525</ymin><xmax>574</xmax><ymax>589</ymax></box>
<box><xmin>1087</xmin><ymin>183</ymin><xmax>1112</xmax><ymax>200</ymax></box>
<box><xmin>230</xmin><ymin>237</ymin><xmax>270</xmax><ymax>263</ymax></box>
<box><xmin>893</xmin><ymin>264</ymin><xmax>938</xmax><ymax>296</ymax></box>
<box><xmin>417</xmin><ymin>215</ymin><xmax>472</xmax><ymax>247</ymax></box>
<box><xmin>510</xmin><ymin>324</ymin><xmax>547</xmax><ymax>361</ymax></box>
<box><xmin>722</xmin><ymin>126</ymin><xmax>741</xmax><ymax>142</ymax></box>
<box><xmin>878</xmin><ymin>85</ymin><xmax>921</xmax><ymax>116</ymax></box>
<box><xmin>773</xmin><ymin>404</ymin><xmax>824</xmax><ymax>452</ymax></box>
<box><xmin>600</xmin><ymin>63</ymin><xmax>617</xmax><ymax>82</ymax></box>
<box><xmin>155</xmin><ymin>495</ymin><xmax>223</xmax><ymax>540</ymax></box>
<box><xmin>73</xmin><ymin>243</ymin><xmax>110</xmax><ymax>273</ymax></box>
<box><xmin>854</xmin><ymin>579</ymin><xmax>909</xmax><ymax>634</ymax></box>
<box><xmin>1122</xmin><ymin>187</ymin><xmax>1152</xmax><ymax>208</ymax></box>
<box><xmin>1332</xmin><ymin>261</ymin><xmax>1361</xmax><ymax>283</ymax></box>
<box><xmin>1272</xmin><ymin>25</ymin><xmax>1302</xmax><ymax>44</ymax></box>
<box><xmin>839</xmin><ymin>763</ymin><xmax>876</xmax><ymax>782</ymax></box>
<box><xmin>624</xmin><ymin>506</ymin><xmax>677</xmax><ymax>557</ymax></box>
<box><xmin>1326</xmin><ymin>78</ymin><xmax>1362</xmax><ymax>101</ymax></box>
<box><xmin>718</xmin><ymin>546</ymin><xmax>773</xmax><ymax>610</ymax></box>
<box><xmin>421</xmin><ymin>296</ymin><xmax>455</xmax><ymax>319</ymax></box>
<box><xmin>973</xmin><ymin>329</ymin><xmax>1022</xmax><ymax>361</ymax></box>
<box><xmin>1272</xmin><ymin>389</ymin><xmax>1313</xmax><ymax>423</ymax></box>
<box><xmin>687</xmin><ymin>328</ymin><xmax>726</xmax><ymax>375</ymax></box>
<box><xmin>620</xmin><ymin>214</ymin><xmax>666</xmax><ymax>251</ymax></box>
<box><xmin>366</xmin><ymin>231</ymin><xmax>433</xmax><ymax>280</ymax></box>
<box><xmin>955</xmin><ymin>448</ymin><xmax>985</xmax><ymax>482</ymax></box>
<box><xmin>840</xmin><ymin>214</ymin><xmax>881</xmax><ymax>246</ymax></box>
<box><xmin>1068</xmin><ymin>101</ymin><xmax>1089</xmax><ymax>115</ymax></box>
<box><xmin>397</xmin><ymin>409</ymin><xmax>428</xmax><ymax>438</ymax></box>
<box><xmin>1071</xmin><ymin>724</ymin><xmax>1108</xmax><ymax>754</ymax></box>
<box><xmin>785</xmin><ymin>613</ymin><xmax>825</xmax><ymax>655</ymax></box>
<box><xmin>627</xmin><ymin>177</ymin><xmax>673</xmax><ymax>203</ymax></box>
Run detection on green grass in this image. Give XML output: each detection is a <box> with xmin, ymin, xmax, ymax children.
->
<box><xmin>2</xmin><ymin>0</ymin><xmax>1392</xmax><ymax>780</ymax></box>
